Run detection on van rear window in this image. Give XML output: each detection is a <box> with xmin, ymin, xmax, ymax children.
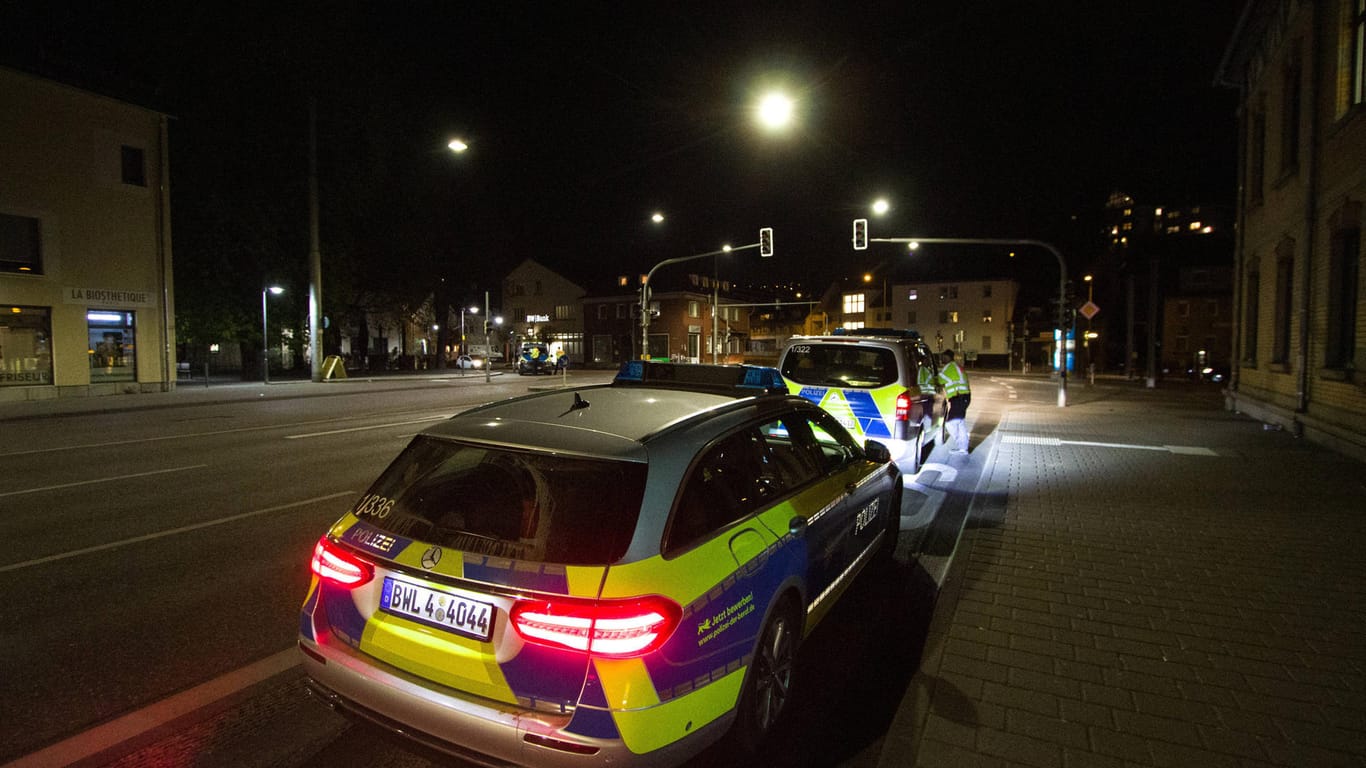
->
<box><xmin>781</xmin><ymin>344</ymin><xmax>898</xmax><ymax>388</ymax></box>
<box><xmin>354</xmin><ymin>436</ymin><xmax>646</xmax><ymax>565</ymax></box>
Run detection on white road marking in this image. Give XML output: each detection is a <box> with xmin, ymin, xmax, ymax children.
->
<box><xmin>0</xmin><ymin>648</ymin><xmax>300</xmax><ymax>768</ymax></box>
<box><xmin>1002</xmin><ymin>435</ymin><xmax>1217</xmax><ymax>456</ymax></box>
<box><xmin>0</xmin><ymin>464</ymin><xmax>208</xmax><ymax>498</ymax></box>
<box><xmin>0</xmin><ymin>491</ymin><xmax>356</xmax><ymax>574</ymax></box>
<box><xmin>284</xmin><ymin>415</ymin><xmax>448</xmax><ymax>439</ymax></box>
<box><xmin>0</xmin><ymin>409</ymin><xmax>454</xmax><ymax>457</ymax></box>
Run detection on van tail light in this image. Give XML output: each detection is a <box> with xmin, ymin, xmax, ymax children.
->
<box><xmin>310</xmin><ymin>537</ymin><xmax>374</xmax><ymax>588</ymax></box>
<box><xmin>895</xmin><ymin>391</ymin><xmax>911</xmax><ymax>421</ymax></box>
<box><xmin>510</xmin><ymin>596</ymin><xmax>681</xmax><ymax>657</ymax></box>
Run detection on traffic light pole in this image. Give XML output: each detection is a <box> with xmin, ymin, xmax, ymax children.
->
<box><xmin>639</xmin><ymin>239</ymin><xmax>765</xmax><ymax>361</ymax></box>
<box><xmin>869</xmin><ymin>236</ymin><xmax>1069</xmax><ymax>407</ymax></box>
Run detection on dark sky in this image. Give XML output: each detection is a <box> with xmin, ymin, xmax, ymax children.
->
<box><xmin>2</xmin><ymin>1</ymin><xmax>1244</xmax><ymax>295</ymax></box>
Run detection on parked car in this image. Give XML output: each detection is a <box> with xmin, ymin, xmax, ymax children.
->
<box><xmin>298</xmin><ymin>361</ymin><xmax>902</xmax><ymax>767</ymax></box>
<box><xmin>778</xmin><ymin>328</ymin><xmax>945</xmax><ymax>473</ymax></box>
<box><xmin>454</xmin><ymin>354</ymin><xmax>483</xmax><ymax>369</ymax></box>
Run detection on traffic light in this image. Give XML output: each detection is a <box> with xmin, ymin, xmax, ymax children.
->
<box><xmin>853</xmin><ymin>218</ymin><xmax>868</xmax><ymax>250</ymax></box>
<box><xmin>759</xmin><ymin>227</ymin><xmax>774</xmax><ymax>257</ymax></box>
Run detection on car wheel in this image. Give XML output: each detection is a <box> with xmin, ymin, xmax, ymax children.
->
<box><xmin>879</xmin><ymin>482</ymin><xmax>903</xmax><ymax>561</ymax></box>
<box><xmin>904</xmin><ymin>424</ymin><xmax>924</xmax><ymax>475</ymax></box>
<box><xmin>731</xmin><ymin>597</ymin><xmax>800</xmax><ymax>754</ymax></box>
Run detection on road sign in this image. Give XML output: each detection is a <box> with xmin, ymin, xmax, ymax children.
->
<box><xmin>1079</xmin><ymin>301</ymin><xmax>1099</xmax><ymax>320</ymax></box>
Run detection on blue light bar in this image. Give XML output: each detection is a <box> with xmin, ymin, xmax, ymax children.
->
<box><xmin>613</xmin><ymin>361</ymin><xmax>786</xmax><ymax>395</ymax></box>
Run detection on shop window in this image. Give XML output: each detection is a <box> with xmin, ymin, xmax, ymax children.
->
<box><xmin>0</xmin><ymin>212</ymin><xmax>42</xmax><ymax>274</ymax></box>
<box><xmin>1</xmin><ymin>306</ymin><xmax>54</xmax><ymax>385</ymax></box>
<box><xmin>88</xmin><ymin>310</ymin><xmax>137</xmax><ymax>383</ymax></box>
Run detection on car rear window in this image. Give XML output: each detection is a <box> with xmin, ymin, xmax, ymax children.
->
<box><xmin>780</xmin><ymin>343</ymin><xmax>899</xmax><ymax>388</ymax></box>
<box><xmin>353</xmin><ymin>436</ymin><xmax>646</xmax><ymax>565</ymax></box>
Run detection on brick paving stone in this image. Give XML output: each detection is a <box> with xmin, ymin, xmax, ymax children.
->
<box><xmin>885</xmin><ymin>384</ymin><xmax>1366</xmax><ymax>768</ymax></box>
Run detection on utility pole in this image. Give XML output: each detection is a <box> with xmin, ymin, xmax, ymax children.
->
<box><xmin>308</xmin><ymin>98</ymin><xmax>324</xmax><ymax>382</ymax></box>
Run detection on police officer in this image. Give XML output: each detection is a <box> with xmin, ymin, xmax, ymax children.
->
<box><xmin>938</xmin><ymin>349</ymin><xmax>971</xmax><ymax>453</ymax></box>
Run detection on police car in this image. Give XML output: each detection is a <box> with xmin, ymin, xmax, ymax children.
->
<box><xmin>778</xmin><ymin>329</ymin><xmax>945</xmax><ymax>474</ymax></box>
<box><xmin>298</xmin><ymin>361</ymin><xmax>902</xmax><ymax>766</ymax></box>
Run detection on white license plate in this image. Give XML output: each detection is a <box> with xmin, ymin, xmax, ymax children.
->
<box><xmin>380</xmin><ymin>577</ymin><xmax>494</xmax><ymax>641</ymax></box>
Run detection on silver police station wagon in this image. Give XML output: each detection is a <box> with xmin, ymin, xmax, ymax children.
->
<box><xmin>299</xmin><ymin>362</ymin><xmax>902</xmax><ymax>767</ymax></box>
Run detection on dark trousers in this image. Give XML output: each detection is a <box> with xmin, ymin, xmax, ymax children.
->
<box><xmin>947</xmin><ymin>393</ymin><xmax>971</xmax><ymax>421</ymax></box>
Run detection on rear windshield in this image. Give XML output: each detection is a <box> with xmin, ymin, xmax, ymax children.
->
<box><xmin>353</xmin><ymin>436</ymin><xmax>646</xmax><ymax>565</ymax></box>
<box><xmin>781</xmin><ymin>343</ymin><xmax>899</xmax><ymax>388</ymax></box>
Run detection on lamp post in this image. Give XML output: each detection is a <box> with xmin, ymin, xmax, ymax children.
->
<box><xmin>459</xmin><ymin>305</ymin><xmax>478</xmax><ymax>374</ymax></box>
<box><xmin>1084</xmin><ymin>275</ymin><xmax>1094</xmax><ymax>383</ymax></box>
<box><xmin>261</xmin><ymin>285</ymin><xmax>284</xmax><ymax>384</ymax></box>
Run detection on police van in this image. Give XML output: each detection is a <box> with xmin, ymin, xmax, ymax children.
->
<box><xmin>778</xmin><ymin>328</ymin><xmax>945</xmax><ymax>473</ymax></box>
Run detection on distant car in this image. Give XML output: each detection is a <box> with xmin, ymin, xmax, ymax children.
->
<box><xmin>517</xmin><ymin>341</ymin><xmax>554</xmax><ymax>375</ymax></box>
<box><xmin>454</xmin><ymin>354</ymin><xmax>483</xmax><ymax>369</ymax></box>
<box><xmin>298</xmin><ymin>361</ymin><xmax>902</xmax><ymax>767</ymax></box>
<box><xmin>778</xmin><ymin>328</ymin><xmax>945</xmax><ymax>473</ymax></box>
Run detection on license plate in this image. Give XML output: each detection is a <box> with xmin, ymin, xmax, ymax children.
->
<box><xmin>380</xmin><ymin>577</ymin><xmax>494</xmax><ymax>641</ymax></box>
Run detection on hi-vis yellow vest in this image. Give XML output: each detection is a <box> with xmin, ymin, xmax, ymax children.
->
<box><xmin>939</xmin><ymin>361</ymin><xmax>970</xmax><ymax>398</ymax></box>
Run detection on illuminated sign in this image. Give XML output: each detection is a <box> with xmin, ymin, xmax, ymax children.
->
<box><xmin>526</xmin><ymin>314</ymin><xmax>550</xmax><ymax>323</ymax></box>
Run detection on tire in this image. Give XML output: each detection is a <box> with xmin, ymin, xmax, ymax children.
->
<box><xmin>730</xmin><ymin>598</ymin><xmax>800</xmax><ymax>755</ymax></box>
<box><xmin>880</xmin><ymin>482</ymin><xmax>903</xmax><ymax>561</ymax></box>
<box><xmin>904</xmin><ymin>424</ymin><xmax>924</xmax><ymax>475</ymax></box>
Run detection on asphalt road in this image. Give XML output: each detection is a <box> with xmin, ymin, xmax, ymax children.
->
<box><xmin>0</xmin><ymin>371</ymin><xmax>1015</xmax><ymax>768</ymax></box>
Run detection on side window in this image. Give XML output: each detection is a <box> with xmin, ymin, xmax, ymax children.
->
<box><xmin>808</xmin><ymin>411</ymin><xmax>862</xmax><ymax>471</ymax></box>
<box><xmin>668</xmin><ymin>429</ymin><xmax>768</xmax><ymax>553</ymax></box>
<box><xmin>756</xmin><ymin>416</ymin><xmax>822</xmax><ymax>491</ymax></box>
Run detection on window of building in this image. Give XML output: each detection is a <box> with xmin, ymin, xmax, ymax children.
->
<box><xmin>982</xmin><ymin>309</ymin><xmax>993</xmax><ymax>323</ymax></box>
<box><xmin>1249</xmin><ymin>109</ymin><xmax>1266</xmax><ymax>206</ymax></box>
<box><xmin>1244</xmin><ymin>268</ymin><xmax>1260</xmax><ymax>365</ymax></box>
<box><xmin>939</xmin><ymin>286</ymin><xmax>958</xmax><ymax>300</ymax></box>
<box><xmin>1272</xmin><ymin>247</ymin><xmax>1294</xmax><ymax>365</ymax></box>
<box><xmin>1281</xmin><ymin>50</ymin><xmax>1302</xmax><ymax>176</ymax></box>
<box><xmin>842</xmin><ymin>293</ymin><xmax>865</xmax><ymax>314</ymax></box>
<box><xmin>939</xmin><ymin>310</ymin><xmax>959</xmax><ymax>323</ymax></box>
<box><xmin>843</xmin><ymin>320</ymin><xmax>865</xmax><ymax>331</ymax></box>
<box><xmin>616</xmin><ymin>303</ymin><xmax>626</xmax><ymax>319</ymax></box>
<box><xmin>533</xmin><ymin>280</ymin><xmax>543</xmax><ymax>296</ymax></box>
<box><xmin>1205</xmin><ymin>299</ymin><xmax>1220</xmax><ymax>318</ymax></box>
<box><xmin>597</xmin><ymin>304</ymin><xmax>608</xmax><ymax>320</ymax></box>
<box><xmin>554</xmin><ymin>304</ymin><xmax>575</xmax><ymax>321</ymax></box>
<box><xmin>0</xmin><ymin>306</ymin><xmax>53</xmax><ymax>386</ymax></box>
<box><xmin>1326</xmin><ymin>225</ymin><xmax>1361</xmax><ymax>370</ymax></box>
<box><xmin>907</xmin><ymin>289</ymin><xmax>918</xmax><ymax>301</ymax></box>
<box><xmin>1353</xmin><ymin>0</ymin><xmax>1366</xmax><ymax>109</ymax></box>
<box><xmin>982</xmin><ymin>335</ymin><xmax>992</xmax><ymax>351</ymax></box>
<box><xmin>121</xmin><ymin>145</ymin><xmax>146</xmax><ymax>187</ymax></box>
<box><xmin>982</xmin><ymin>284</ymin><xmax>992</xmax><ymax>298</ymax></box>
<box><xmin>88</xmin><ymin>310</ymin><xmax>137</xmax><ymax>383</ymax></box>
<box><xmin>906</xmin><ymin>311</ymin><xmax>917</xmax><ymax>325</ymax></box>
<box><xmin>0</xmin><ymin>212</ymin><xmax>42</xmax><ymax>274</ymax></box>
<box><xmin>617</xmin><ymin>275</ymin><xmax>629</xmax><ymax>287</ymax></box>
<box><xmin>688</xmin><ymin>300</ymin><xmax>700</xmax><ymax>318</ymax></box>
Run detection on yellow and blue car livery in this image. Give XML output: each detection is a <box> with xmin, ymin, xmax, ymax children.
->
<box><xmin>297</xmin><ymin>362</ymin><xmax>901</xmax><ymax>767</ymax></box>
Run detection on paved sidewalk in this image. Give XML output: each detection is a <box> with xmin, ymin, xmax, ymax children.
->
<box><xmin>881</xmin><ymin>385</ymin><xmax>1366</xmax><ymax>767</ymax></box>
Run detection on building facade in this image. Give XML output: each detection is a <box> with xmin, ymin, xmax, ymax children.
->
<box><xmin>582</xmin><ymin>272</ymin><xmax>751</xmax><ymax>367</ymax></box>
<box><xmin>1219</xmin><ymin>0</ymin><xmax>1366</xmax><ymax>459</ymax></box>
<box><xmin>502</xmin><ymin>258</ymin><xmax>586</xmax><ymax>364</ymax></box>
<box><xmin>0</xmin><ymin>67</ymin><xmax>175</xmax><ymax>402</ymax></box>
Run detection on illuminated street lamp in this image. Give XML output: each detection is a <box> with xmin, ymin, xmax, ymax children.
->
<box><xmin>447</xmin><ymin>138</ymin><xmax>469</xmax><ymax>153</ymax></box>
<box><xmin>755</xmin><ymin>91</ymin><xmax>794</xmax><ymax>131</ymax></box>
<box><xmin>261</xmin><ymin>285</ymin><xmax>284</xmax><ymax>384</ymax></box>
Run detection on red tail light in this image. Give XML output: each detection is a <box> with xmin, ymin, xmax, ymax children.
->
<box><xmin>510</xmin><ymin>596</ymin><xmax>681</xmax><ymax>657</ymax></box>
<box><xmin>310</xmin><ymin>537</ymin><xmax>374</xmax><ymax>587</ymax></box>
<box><xmin>895</xmin><ymin>391</ymin><xmax>911</xmax><ymax>421</ymax></box>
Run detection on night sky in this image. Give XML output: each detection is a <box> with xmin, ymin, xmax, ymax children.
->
<box><xmin>2</xmin><ymin>1</ymin><xmax>1244</xmax><ymax>302</ymax></box>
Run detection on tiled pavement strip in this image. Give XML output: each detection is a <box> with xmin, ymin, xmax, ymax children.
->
<box><xmin>879</xmin><ymin>385</ymin><xmax>1366</xmax><ymax>768</ymax></box>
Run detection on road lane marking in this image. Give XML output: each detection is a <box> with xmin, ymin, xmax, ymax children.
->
<box><xmin>0</xmin><ymin>409</ymin><xmax>454</xmax><ymax>457</ymax></box>
<box><xmin>284</xmin><ymin>415</ymin><xmax>448</xmax><ymax>439</ymax></box>
<box><xmin>0</xmin><ymin>491</ymin><xmax>356</xmax><ymax>574</ymax></box>
<box><xmin>0</xmin><ymin>648</ymin><xmax>300</xmax><ymax>768</ymax></box>
<box><xmin>0</xmin><ymin>464</ymin><xmax>208</xmax><ymax>498</ymax></box>
<box><xmin>1002</xmin><ymin>434</ymin><xmax>1217</xmax><ymax>456</ymax></box>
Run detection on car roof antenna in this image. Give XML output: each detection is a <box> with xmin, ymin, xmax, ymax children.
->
<box><xmin>559</xmin><ymin>392</ymin><xmax>590</xmax><ymax>417</ymax></box>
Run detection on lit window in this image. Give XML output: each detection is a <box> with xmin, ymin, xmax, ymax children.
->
<box><xmin>842</xmin><ymin>293</ymin><xmax>865</xmax><ymax>314</ymax></box>
<box><xmin>907</xmin><ymin>289</ymin><xmax>918</xmax><ymax>301</ymax></box>
<box><xmin>1189</xmin><ymin>221</ymin><xmax>1203</xmax><ymax>231</ymax></box>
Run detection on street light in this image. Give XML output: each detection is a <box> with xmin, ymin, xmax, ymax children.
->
<box><xmin>755</xmin><ymin>91</ymin><xmax>794</xmax><ymax>131</ymax></box>
<box><xmin>460</xmin><ymin>305</ymin><xmax>478</xmax><ymax>373</ymax></box>
<box><xmin>261</xmin><ymin>285</ymin><xmax>284</xmax><ymax>384</ymax></box>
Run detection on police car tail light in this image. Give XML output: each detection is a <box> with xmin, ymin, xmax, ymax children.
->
<box><xmin>310</xmin><ymin>537</ymin><xmax>374</xmax><ymax>587</ymax></box>
<box><xmin>895</xmin><ymin>391</ymin><xmax>911</xmax><ymax>421</ymax></box>
<box><xmin>510</xmin><ymin>596</ymin><xmax>681</xmax><ymax>657</ymax></box>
